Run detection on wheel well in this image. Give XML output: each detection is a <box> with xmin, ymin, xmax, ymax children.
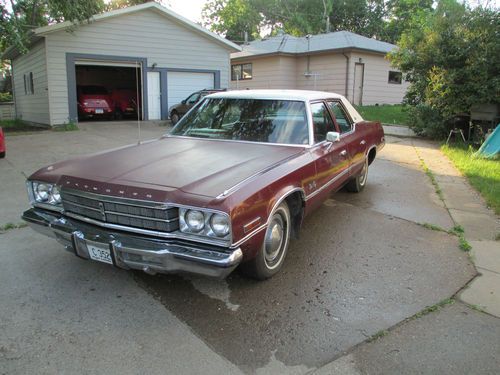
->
<box><xmin>368</xmin><ymin>147</ymin><xmax>376</xmax><ymax>165</ymax></box>
<box><xmin>284</xmin><ymin>191</ymin><xmax>305</xmax><ymax>239</ymax></box>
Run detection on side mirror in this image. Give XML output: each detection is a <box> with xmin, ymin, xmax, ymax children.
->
<box><xmin>181</xmin><ymin>100</ymin><xmax>186</xmax><ymax>104</ymax></box>
<box><xmin>326</xmin><ymin>131</ymin><xmax>340</xmax><ymax>142</ymax></box>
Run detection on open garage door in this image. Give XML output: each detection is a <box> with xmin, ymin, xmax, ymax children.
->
<box><xmin>167</xmin><ymin>72</ymin><xmax>214</xmax><ymax>113</ymax></box>
<box><xmin>75</xmin><ymin>61</ymin><xmax>142</xmax><ymax>122</ymax></box>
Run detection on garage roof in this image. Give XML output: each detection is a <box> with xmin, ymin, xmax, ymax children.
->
<box><xmin>3</xmin><ymin>2</ymin><xmax>241</xmax><ymax>59</ymax></box>
<box><xmin>231</xmin><ymin>31</ymin><xmax>395</xmax><ymax>60</ymax></box>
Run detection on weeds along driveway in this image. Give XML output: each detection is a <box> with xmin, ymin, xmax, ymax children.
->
<box><xmin>0</xmin><ymin>128</ymin><xmax>478</xmax><ymax>374</ymax></box>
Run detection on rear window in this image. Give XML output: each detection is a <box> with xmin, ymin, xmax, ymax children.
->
<box><xmin>170</xmin><ymin>98</ymin><xmax>309</xmax><ymax>145</ymax></box>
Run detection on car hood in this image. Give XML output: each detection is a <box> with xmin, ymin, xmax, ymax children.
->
<box><xmin>36</xmin><ymin>136</ymin><xmax>304</xmax><ymax>198</ymax></box>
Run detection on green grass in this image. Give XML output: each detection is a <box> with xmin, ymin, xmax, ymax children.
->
<box><xmin>0</xmin><ymin>222</ymin><xmax>27</xmax><ymax>232</ymax></box>
<box><xmin>53</xmin><ymin>121</ymin><xmax>79</xmax><ymax>132</ymax></box>
<box><xmin>441</xmin><ymin>144</ymin><xmax>500</xmax><ymax>215</ymax></box>
<box><xmin>355</xmin><ymin>104</ymin><xmax>409</xmax><ymax>126</ymax></box>
<box><xmin>0</xmin><ymin>119</ymin><xmax>26</xmax><ymax>129</ymax></box>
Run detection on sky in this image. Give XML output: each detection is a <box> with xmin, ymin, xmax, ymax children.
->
<box><xmin>163</xmin><ymin>0</ymin><xmax>207</xmax><ymax>23</ymax></box>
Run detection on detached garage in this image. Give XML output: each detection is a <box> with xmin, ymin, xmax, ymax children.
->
<box><xmin>2</xmin><ymin>2</ymin><xmax>240</xmax><ymax>126</ymax></box>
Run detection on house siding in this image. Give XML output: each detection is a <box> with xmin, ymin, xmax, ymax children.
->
<box><xmin>11</xmin><ymin>40</ymin><xmax>50</xmax><ymax>125</ymax></box>
<box><xmin>230</xmin><ymin>56</ymin><xmax>296</xmax><ymax>89</ymax></box>
<box><xmin>45</xmin><ymin>9</ymin><xmax>231</xmax><ymax>125</ymax></box>
<box><xmin>231</xmin><ymin>50</ymin><xmax>408</xmax><ymax>105</ymax></box>
<box><xmin>346</xmin><ymin>51</ymin><xmax>409</xmax><ymax>105</ymax></box>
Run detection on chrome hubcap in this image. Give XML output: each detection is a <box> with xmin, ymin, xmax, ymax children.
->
<box><xmin>264</xmin><ymin>215</ymin><xmax>284</xmax><ymax>265</ymax></box>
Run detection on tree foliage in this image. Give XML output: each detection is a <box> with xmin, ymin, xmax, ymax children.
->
<box><xmin>389</xmin><ymin>1</ymin><xmax>500</xmax><ymax>137</ymax></box>
<box><xmin>0</xmin><ymin>0</ymin><xmax>105</xmax><ymax>55</ymax></box>
<box><xmin>202</xmin><ymin>0</ymin><xmax>432</xmax><ymax>42</ymax></box>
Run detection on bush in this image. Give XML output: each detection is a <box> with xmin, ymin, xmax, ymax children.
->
<box><xmin>407</xmin><ymin>104</ymin><xmax>448</xmax><ymax>139</ymax></box>
<box><xmin>0</xmin><ymin>92</ymin><xmax>13</xmax><ymax>102</ymax></box>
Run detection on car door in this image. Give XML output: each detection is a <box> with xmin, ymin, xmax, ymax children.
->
<box><xmin>326</xmin><ymin>100</ymin><xmax>367</xmax><ymax>175</ymax></box>
<box><xmin>180</xmin><ymin>93</ymin><xmax>201</xmax><ymax>115</ymax></box>
<box><xmin>308</xmin><ymin>101</ymin><xmax>350</xmax><ymax>196</ymax></box>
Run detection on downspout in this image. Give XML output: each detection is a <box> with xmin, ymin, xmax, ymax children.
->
<box><xmin>342</xmin><ymin>51</ymin><xmax>349</xmax><ymax>99</ymax></box>
<box><xmin>9</xmin><ymin>59</ymin><xmax>17</xmax><ymax>120</ymax></box>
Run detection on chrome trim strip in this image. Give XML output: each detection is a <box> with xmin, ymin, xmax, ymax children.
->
<box><xmin>167</xmin><ymin>135</ymin><xmax>309</xmax><ymax>148</ymax></box>
<box><xmin>305</xmin><ymin>168</ymin><xmax>349</xmax><ymax>201</ymax></box>
<box><xmin>231</xmin><ymin>224</ymin><xmax>267</xmax><ymax>249</ymax></box>
<box><xmin>63</xmin><ymin>212</ymin><xmax>230</xmax><ymax>247</ymax></box>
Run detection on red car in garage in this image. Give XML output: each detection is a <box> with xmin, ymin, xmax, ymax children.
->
<box><xmin>77</xmin><ymin>85</ymin><xmax>114</xmax><ymax>120</ymax></box>
<box><xmin>0</xmin><ymin>127</ymin><xmax>5</xmax><ymax>158</ymax></box>
<box><xmin>111</xmin><ymin>89</ymin><xmax>140</xmax><ymax>119</ymax></box>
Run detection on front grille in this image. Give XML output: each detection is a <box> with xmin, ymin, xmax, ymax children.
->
<box><xmin>61</xmin><ymin>190</ymin><xmax>179</xmax><ymax>232</ymax></box>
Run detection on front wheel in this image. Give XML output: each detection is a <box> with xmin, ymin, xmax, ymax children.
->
<box><xmin>346</xmin><ymin>156</ymin><xmax>368</xmax><ymax>193</ymax></box>
<box><xmin>170</xmin><ymin>111</ymin><xmax>180</xmax><ymax>125</ymax></box>
<box><xmin>242</xmin><ymin>202</ymin><xmax>291</xmax><ymax>280</ymax></box>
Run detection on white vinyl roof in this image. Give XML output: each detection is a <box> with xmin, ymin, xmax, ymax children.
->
<box><xmin>207</xmin><ymin>90</ymin><xmax>364</xmax><ymax>122</ymax></box>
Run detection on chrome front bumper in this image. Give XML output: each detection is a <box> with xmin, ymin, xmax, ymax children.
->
<box><xmin>22</xmin><ymin>208</ymin><xmax>242</xmax><ymax>278</ymax></box>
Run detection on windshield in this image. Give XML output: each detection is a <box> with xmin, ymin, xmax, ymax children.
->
<box><xmin>170</xmin><ymin>98</ymin><xmax>309</xmax><ymax>145</ymax></box>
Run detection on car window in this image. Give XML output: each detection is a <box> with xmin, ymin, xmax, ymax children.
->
<box><xmin>310</xmin><ymin>102</ymin><xmax>336</xmax><ymax>143</ymax></box>
<box><xmin>186</xmin><ymin>93</ymin><xmax>200</xmax><ymax>104</ymax></box>
<box><xmin>171</xmin><ymin>98</ymin><xmax>309</xmax><ymax>145</ymax></box>
<box><xmin>327</xmin><ymin>101</ymin><xmax>352</xmax><ymax>133</ymax></box>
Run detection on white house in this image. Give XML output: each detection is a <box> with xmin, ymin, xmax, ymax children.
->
<box><xmin>2</xmin><ymin>2</ymin><xmax>241</xmax><ymax>126</ymax></box>
<box><xmin>230</xmin><ymin>32</ymin><xmax>409</xmax><ymax>106</ymax></box>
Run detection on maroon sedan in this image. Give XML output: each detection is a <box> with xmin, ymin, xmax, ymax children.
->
<box><xmin>77</xmin><ymin>85</ymin><xmax>114</xmax><ymax>119</ymax></box>
<box><xmin>22</xmin><ymin>90</ymin><xmax>384</xmax><ymax>279</ymax></box>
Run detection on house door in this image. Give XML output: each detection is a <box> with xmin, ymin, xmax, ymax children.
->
<box><xmin>147</xmin><ymin>71</ymin><xmax>161</xmax><ymax>120</ymax></box>
<box><xmin>353</xmin><ymin>63</ymin><xmax>364</xmax><ymax>105</ymax></box>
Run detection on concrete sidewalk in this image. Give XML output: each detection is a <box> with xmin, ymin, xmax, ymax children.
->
<box><xmin>412</xmin><ymin>139</ymin><xmax>500</xmax><ymax>317</ymax></box>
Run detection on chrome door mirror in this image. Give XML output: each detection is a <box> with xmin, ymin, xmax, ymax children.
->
<box><xmin>326</xmin><ymin>131</ymin><xmax>340</xmax><ymax>142</ymax></box>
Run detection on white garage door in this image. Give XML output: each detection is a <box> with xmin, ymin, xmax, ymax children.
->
<box><xmin>167</xmin><ymin>72</ymin><xmax>214</xmax><ymax>111</ymax></box>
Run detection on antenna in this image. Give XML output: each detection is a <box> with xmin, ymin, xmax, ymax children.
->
<box><xmin>135</xmin><ymin>60</ymin><xmax>141</xmax><ymax>144</ymax></box>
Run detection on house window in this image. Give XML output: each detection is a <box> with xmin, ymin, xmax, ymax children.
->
<box><xmin>388</xmin><ymin>71</ymin><xmax>402</xmax><ymax>84</ymax></box>
<box><xmin>231</xmin><ymin>63</ymin><xmax>252</xmax><ymax>80</ymax></box>
<box><xmin>23</xmin><ymin>72</ymin><xmax>34</xmax><ymax>94</ymax></box>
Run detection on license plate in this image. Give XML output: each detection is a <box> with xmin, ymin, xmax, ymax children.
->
<box><xmin>95</xmin><ymin>108</ymin><xmax>104</xmax><ymax>114</ymax></box>
<box><xmin>87</xmin><ymin>243</ymin><xmax>113</xmax><ymax>265</ymax></box>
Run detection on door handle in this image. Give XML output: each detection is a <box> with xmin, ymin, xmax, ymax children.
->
<box><xmin>360</xmin><ymin>140</ymin><xmax>366</xmax><ymax>145</ymax></box>
<box><xmin>340</xmin><ymin>150</ymin><xmax>347</xmax><ymax>157</ymax></box>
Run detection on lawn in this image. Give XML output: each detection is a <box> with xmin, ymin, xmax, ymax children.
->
<box><xmin>441</xmin><ymin>144</ymin><xmax>500</xmax><ymax>215</ymax></box>
<box><xmin>355</xmin><ymin>104</ymin><xmax>409</xmax><ymax>126</ymax></box>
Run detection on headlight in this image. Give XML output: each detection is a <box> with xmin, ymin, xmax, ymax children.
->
<box><xmin>185</xmin><ymin>210</ymin><xmax>205</xmax><ymax>232</ymax></box>
<box><xmin>34</xmin><ymin>182</ymin><xmax>50</xmax><ymax>202</ymax></box>
<box><xmin>179</xmin><ymin>207</ymin><xmax>231</xmax><ymax>241</ymax></box>
<box><xmin>29</xmin><ymin>181</ymin><xmax>62</xmax><ymax>208</ymax></box>
<box><xmin>210</xmin><ymin>214</ymin><xmax>230</xmax><ymax>237</ymax></box>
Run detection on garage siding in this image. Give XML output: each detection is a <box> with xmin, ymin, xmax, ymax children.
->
<box><xmin>45</xmin><ymin>9</ymin><xmax>231</xmax><ymax>125</ymax></box>
<box><xmin>11</xmin><ymin>40</ymin><xmax>50</xmax><ymax>125</ymax></box>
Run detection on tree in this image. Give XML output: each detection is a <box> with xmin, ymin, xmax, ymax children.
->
<box><xmin>389</xmin><ymin>1</ymin><xmax>500</xmax><ymax>137</ymax></box>
<box><xmin>384</xmin><ymin>0</ymin><xmax>433</xmax><ymax>43</ymax></box>
<box><xmin>202</xmin><ymin>0</ymin><xmax>262</xmax><ymax>42</ymax></box>
<box><xmin>0</xmin><ymin>0</ymin><xmax>105</xmax><ymax>55</ymax></box>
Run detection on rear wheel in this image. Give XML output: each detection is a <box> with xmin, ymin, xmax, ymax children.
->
<box><xmin>170</xmin><ymin>111</ymin><xmax>180</xmax><ymax>125</ymax></box>
<box><xmin>346</xmin><ymin>156</ymin><xmax>368</xmax><ymax>193</ymax></box>
<box><xmin>0</xmin><ymin>152</ymin><xmax>5</xmax><ymax>159</ymax></box>
<box><xmin>242</xmin><ymin>202</ymin><xmax>291</xmax><ymax>280</ymax></box>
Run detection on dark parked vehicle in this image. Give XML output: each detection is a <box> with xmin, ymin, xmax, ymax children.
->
<box><xmin>169</xmin><ymin>89</ymin><xmax>225</xmax><ymax>124</ymax></box>
<box><xmin>22</xmin><ymin>90</ymin><xmax>384</xmax><ymax>280</ymax></box>
<box><xmin>111</xmin><ymin>88</ymin><xmax>140</xmax><ymax>119</ymax></box>
<box><xmin>77</xmin><ymin>85</ymin><xmax>114</xmax><ymax>120</ymax></box>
